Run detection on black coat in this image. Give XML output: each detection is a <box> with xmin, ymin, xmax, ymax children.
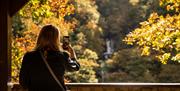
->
<box><xmin>19</xmin><ymin>50</ymin><xmax>80</xmax><ymax>91</ymax></box>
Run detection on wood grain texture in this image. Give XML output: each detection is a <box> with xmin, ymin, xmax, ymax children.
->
<box><xmin>0</xmin><ymin>0</ymin><xmax>11</xmax><ymax>91</ymax></box>
<box><xmin>11</xmin><ymin>83</ymin><xmax>180</xmax><ymax>91</ymax></box>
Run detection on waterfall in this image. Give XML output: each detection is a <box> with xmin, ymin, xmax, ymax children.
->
<box><xmin>103</xmin><ymin>39</ymin><xmax>114</xmax><ymax>59</ymax></box>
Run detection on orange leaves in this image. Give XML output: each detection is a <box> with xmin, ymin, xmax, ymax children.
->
<box><xmin>49</xmin><ymin>0</ymin><xmax>75</xmax><ymax>17</ymax></box>
<box><xmin>20</xmin><ymin>0</ymin><xmax>75</xmax><ymax>21</ymax></box>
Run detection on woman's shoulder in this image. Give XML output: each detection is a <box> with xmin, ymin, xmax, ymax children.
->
<box><xmin>24</xmin><ymin>50</ymin><xmax>68</xmax><ymax>58</ymax></box>
<box><xmin>21</xmin><ymin>51</ymin><xmax>39</xmax><ymax>64</ymax></box>
<box><xmin>23</xmin><ymin>50</ymin><xmax>40</xmax><ymax>58</ymax></box>
<box><xmin>51</xmin><ymin>51</ymin><xmax>68</xmax><ymax>58</ymax></box>
<box><xmin>25</xmin><ymin>50</ymin><xmax>38</xmax><ymax>55</ymax></box>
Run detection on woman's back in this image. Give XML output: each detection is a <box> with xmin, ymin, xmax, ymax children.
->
<box><xmin>20</xmin><ymin>50</ymin><xmax>68</xmax><ymax>91</ymax></box>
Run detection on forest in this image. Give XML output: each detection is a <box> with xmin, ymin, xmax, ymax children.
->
<box><xmin>12</xmin><ymin>0</ymin><xmax>180</xmax><ymax>83</ymax></box>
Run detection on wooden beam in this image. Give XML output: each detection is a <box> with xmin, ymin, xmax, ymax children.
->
<box><xmin>9</xmin><ymin>0</ymin><xmax>29</xmax><ymax>16</ymax></box>
<box><xmin>0</xmin><ymin>0</ymin><xmax>11</xmax><ymax>91</ymax></box>
<box><xmin>12</xmin><ymin>83</ymin><xmax>180</xmax><ymax>91</ymax></box>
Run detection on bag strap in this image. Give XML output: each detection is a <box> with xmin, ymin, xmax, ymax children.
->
<box><xmin>40</xmin><ymin>51</ymin><xmax>66</xmax><ymax>91</ymax></box>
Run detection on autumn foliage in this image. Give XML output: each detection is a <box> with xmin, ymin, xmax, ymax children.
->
<box><xmin>12</xmin><ymin>0</ymin><xmax>101</xmax><ymax>83</ymax></box>
<box><xmin>124</xmin><ymin>0</ymin><xmax>180</xmax><ymax>64</ymax></box>
<box><xmin>12</xmin><ymin>0</ymin><xmax>180</xmax><ymax>83</ymax></box>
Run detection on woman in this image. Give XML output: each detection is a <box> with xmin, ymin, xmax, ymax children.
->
<box><xmin>19</xmin><ymin>25</ymin><xmax>80</xmax><ymax>91</ymax></box>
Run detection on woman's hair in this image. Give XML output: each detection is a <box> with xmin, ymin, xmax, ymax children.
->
<box><xmin>35</xmin><ymin>25</ymin><xmax>60</xmax><ymax>51</ymax></box>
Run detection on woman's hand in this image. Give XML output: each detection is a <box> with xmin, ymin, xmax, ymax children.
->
<box><xmin>63</xmin><ymin>45</ymin><xmax>77</xmax><ymax>59</ymax></box>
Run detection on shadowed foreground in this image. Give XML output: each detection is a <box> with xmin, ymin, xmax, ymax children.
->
<box><xmin>10</xmin><ymin>83</ymin><xmax>180</xmax><ymax>91</ymax></box>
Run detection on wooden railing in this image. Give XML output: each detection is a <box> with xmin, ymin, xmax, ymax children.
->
<box><xmin>10</xmin><ymin>83</ymin><xmax>180</xmax><ymax>91</ymax></box>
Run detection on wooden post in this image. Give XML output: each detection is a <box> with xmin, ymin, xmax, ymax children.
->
<box><xmin>0</xmin><ymin>0</ymin><xmax>11</xmax><ymax>91</ymax></box>
<box><xmin>0</xmin><ymin>0</ymin><xmax>29</xmax><ymax>90</ymax></box>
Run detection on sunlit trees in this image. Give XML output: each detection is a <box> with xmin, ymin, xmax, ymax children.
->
<box><xmin>95</xmin><ymin>0</ymin><xmax>161</xmax><ymax>82</ymax></box>
<box><xmin>124</xmin><ymin>0</ymin><xmax>180</xmax><ymax>64</ymax></box>
<box><xmin>103</xmin><ymin>48</ymin><xmax>157</xmax><ymax>82</ymax></box>
<box><xmin>97</xmin><ymin>0</ymin><xmax>180</xmax><ymax>82</ymax></box>
<box><xmin>72</xmin><ymin>0</ymin><xmax>105</xmax><ymax>56</ymax></box>
<box><xmin>103</xmin><ymin>47</ymin><xmax>180</xmax><ymax>82</ymax></box>
<box><xmin>19</xmin><ymin>0</ymin><xmax>75</xmax><ymax>22</ymax></box>
<box><xmin>64</xmin><ymin>0</ymin><xmax>103</xmax><ymax>82</ymax></box>
<box><xmin>65</xmin><ymin>48</ymin><xmax>99</xmax><ymax>82</ymax></box>
<box><xmin>12</xmin><ymin>0</ymin><xmax>180</xmax><ymax>83</ymax></box>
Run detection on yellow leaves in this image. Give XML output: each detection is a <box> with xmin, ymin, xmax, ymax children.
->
<box><xmin>124</xmin><ymin>0</ymin><xmax>180</xmax><ymax>64</ymax></box>
<box><xmin>67</xmin><ymin>4</ymin><xmax>75</xmax><ymax>14</ymax></box>
<box><xmin>78</xmin><ymin>58</ymin><xmax>99</xmax><ymax>67</ymax></box>
<box><xmin>129</xmin><ymin>0</ymin><xmax>140</xmax><ymax>6</ymax></box>
<box><xmin>166</xmin><ymin>5</ymin><xmax>171</xmax><ymax>11</ymax></box>
<box><xmin>157</xmin><ymin>53</ymin><xmax>171</xmax><ymax>64</ymax></box>
<box><xmin>83</xmin><ymin>49</ymin><xmax>98</xmax><ymax>60</ymax></box>
<box><xmin>140</xmin><ymin>21</ymin><xmax>149</xmax><ymax>26</ymax></box>
<box><xmin>141</xmin><ymin>46</ymin><xmax>150</xmax><ymax>56</ymax></box>
<box><xmin>166</xmin><ymin>5</ymin><xmax>173</xmax><ymax>11</ymax></box>
<box><xmin>106</xmin><ymin>59</ymin><xmax>114</xmax><ymax>65</ymax></box>
<box><xmin>20</xmin><ymin>0</ymin><xmax>75</xmax><ymax>21</ymax></box>
<box><xmin>160</xmin><ymin>0</ymin><xmax>180</xmax><ymax>13</ymax></box>
<box><xmin>148</xmin><ymin>13</ymin><xmax>159</xmax><ymax>23</ymax></box>
<box><xmin>11</xmin><ymin>39</ymin><xmax>25</xmax><ymax>82</ymax></box>
<box><xmin>172</xmin><ymin>53</ymin><xmax>180</xmax><ymax>62</ymax></box>
<box><xmin>175</xmin><ymin>37</ymin><xmax>180</xmax><ymax>51</ymax></box>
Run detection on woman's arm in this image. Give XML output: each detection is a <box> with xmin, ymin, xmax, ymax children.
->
<box><xmin>63</xmin><ymin>46</ymin><xmax>80</xmax><ymax>71</ymax></box>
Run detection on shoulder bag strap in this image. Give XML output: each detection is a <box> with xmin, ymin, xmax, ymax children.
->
<box><xmin>40</xmin><ymin>51</ymin><xmax>66</xmax><ymax>91</ymax></box>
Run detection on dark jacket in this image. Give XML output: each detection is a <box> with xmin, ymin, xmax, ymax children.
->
<box><xmin>19</xmin><ymin>50</ymin><xmax>80</xmax><ymax>91</ymax></box>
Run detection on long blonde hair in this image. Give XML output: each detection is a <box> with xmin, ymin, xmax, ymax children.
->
<box><xmin>35</xmin><ymin>25</ymin><xmax>61</xmax><ymax>51</ymax></box>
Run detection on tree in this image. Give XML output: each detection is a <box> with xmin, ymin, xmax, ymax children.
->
<box><xmin>65</xmin><ymin>48</ymin><xmax>99</xmax><ymax>82</ymax></box>
<box><xmin>124</xmin><ymin>0</ymin><xmax>180</xmax><ymax>64</ymax></box>
<box><xmin>96</xmin><ymin>0</ymin><xmax>159</xmax><ymax>50</ymax></box>
<box><xmin>103</xmin><ymin>48</ymin><xmax>158</xmax><ymax>82</ymax></box>
<box><xmin>98</xmin><ymin>0</ymin><xmax>180</xmax><ymax>83</ymax></box>
<box><xmin>64</xmin><ymin>0</ymin><xmax>103</xmax><ymax>82</ymax></box>
<box><xmin>71</xmin><ymin>0</ymin><xmax>105</xmax><ymax>56</ymax></box>
<box><xmin>19</xmin><ymin>0</ymin><xmax>75</xmax><ymax>22</ymax></box>
<box><xmin>103</xmin><ymin>47</ymin><xmax>180</xmax><ymax>82</ymax></box>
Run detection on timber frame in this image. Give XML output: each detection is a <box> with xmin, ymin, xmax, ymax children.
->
<box><xmin>0</xmin><ymin>1</ymin><xmax>180</xmax><ymax>91</ymax></box>
<box><xmin>0</xmin><ymin>0</ymin><xmax>29</xmax><ymax>91</ymax></box>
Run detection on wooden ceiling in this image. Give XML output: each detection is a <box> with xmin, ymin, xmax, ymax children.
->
<box><xmin>9</xmin><ymin>0</ymin><xmax>29</xmax><ymax>16</ymax></box>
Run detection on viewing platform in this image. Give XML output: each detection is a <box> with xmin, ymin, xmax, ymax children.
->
<box><xmin>10</xmin><ymin>83</ymin><xmax>180</xmax><ymax>91</ymax></box>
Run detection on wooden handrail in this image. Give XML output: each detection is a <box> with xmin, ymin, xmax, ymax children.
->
<box><xmin>10</xmin><ymin>83</ymin><xmax>180</xmax><ymax>91</ymax></box>
<box><xmin>66</xmin><ymin>83</ymin><xmax>180</xmax><ymax>86</ymax></box>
